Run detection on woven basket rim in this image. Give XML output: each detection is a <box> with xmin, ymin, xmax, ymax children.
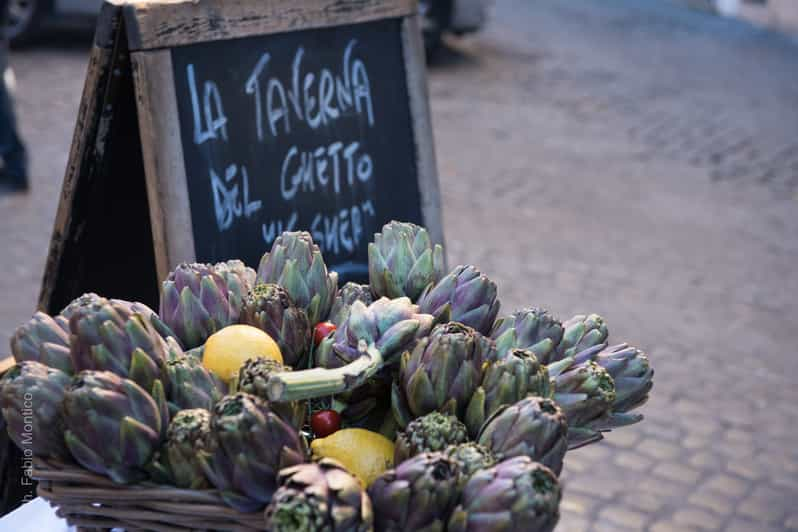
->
<box><xmin>32</xmin><ymin>457</ymin><xmax>267</xmax><ymax>531</ymax></box>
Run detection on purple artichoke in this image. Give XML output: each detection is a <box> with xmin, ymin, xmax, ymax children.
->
<box><xmin>62</xmin><ymin>371</ymin><xmax>165</xmax><ymax>483</ymax></box>
<box><xmin>198</xmin><ymin>393</ymin><xmax>307</xmax><ymax>511</ymax></box>
<box><xmin>368</xmin><ymin>452</ymin><xmax>461</xmax><ymax>532</ymax></box>
<box><xmin>392</xmin><ymin>322</ymin><xmax>495</xmax><ymax>428</ymax></box>
<box><xmin>257</xmin><ymin>231</ymin><xmax>338</xmax><ymax>326</ymax></box>
<box><xmin>448</xmin><ymin>456</ymin><xmax>561</xmax><ymax>532</ymax></box>
<box><xmin>239</xmin><ymin>283</ymin><xmax>311</xmax><ymax>367</ymax></box>
<box><xmin>417</xmin><ymin>265</ymin><xmax>500</xmax><ymax>335</ymax></box>
<box><xmin>476</xmin><ymin>396</ymin><xmax>568</xmax><ymax>476</ymax></box>
<box><xmin>368</xmin><ymin>220</ymin><xmax>445</xmax><ymax>301</ymax></box>
<box><xmin>160</xmin><ymin>262</ymin><xmax>248</xmax><ymax>350</ymax></box>
<box><xmin>490</xmin><ymin>307</ymin><xmax>564</xmax><ymax>364</ymax></box>
<box><xmin>10</xmin><ymin>311</ymin><xmax>72</xmax><ymax>374</ymax></box>
<box><xmin>0</xmin><ymin>361</ymin><xmax>71</xmax><ymax>460</ymax></box>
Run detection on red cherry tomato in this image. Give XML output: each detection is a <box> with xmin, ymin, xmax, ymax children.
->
<box><xmin>311</xmin><ymin>409</ymin><xmax>341</xmax><ymax>438</ymax></box>
<box><xmin>314</xmin><ymin>321</ymin><xmax>336</xmax><ymax>346</ymax></box>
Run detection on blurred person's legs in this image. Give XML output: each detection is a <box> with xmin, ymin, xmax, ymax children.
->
<box><xmin>0</xmin><ymin>50</ymin><xmax>28</xmax><ymax>191</ymax></box>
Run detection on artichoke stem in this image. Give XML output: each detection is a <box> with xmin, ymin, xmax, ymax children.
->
<box><xmin>267</xmin><ymin>341</ymin><xmax>384</xmax><ymax>402</ymax></box>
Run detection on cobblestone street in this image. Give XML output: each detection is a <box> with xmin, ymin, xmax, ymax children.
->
<box><xmin>2</xmin><ymin>0</ymin><xmax>798</xmax><ymax>530</ymax></box>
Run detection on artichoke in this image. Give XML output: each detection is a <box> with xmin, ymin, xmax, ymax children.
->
<box><xmin>550</xmin><ymin>360</ymin><xmax>617</xmax><ymax>448</ymax></box>
<box><xmin>198</xmin><ymin>392</ymin><xmax>307</xmax><ymax>511</ymax></box>
<box><xmin>569</xmin><ymin>343</ymin><xmax>653</xmax><ymax>413</ymax></box>
<box><xmin>417</xmin><ymin>265</ymin><xmax>500</xmax><ymax>335</ymax></box>
<box><xmin>368</xmin><ymin>221</ymin><xmax>445</xmax><ymax>301</ymax></box>
<box><xmin>163</xmin><ymin>354</ymin><xmax>226</xmax><ymax>416</ymax></box>
<box><xmin>490</xmin><ymin>308</ymin><xmax>563</xmax><ymax>364</ymax></box>
<box><xmin>59</xmin><ymin>292</ymin><xmax>104</xmax><ymax>320</ymax></box>
<box><xmin>213</xmin><ymin>259</ymin><xmax>257</xmax><ymax>292</ymax></box>
<box><xmin>447</xmin><ymin>456</ymin><xmax>561</xmax><ymax>532</ymax></box>
<box><xmin>368</xmin><ymin>452</ymin><xmax>461</xmax><ymax>532</ymax></box>
<box><xmin>394</xmin><ymin>412</ymin><xmax>468</xmax><ymax>463</ymax></box>
<box><xmin>10</xmin><ymin>311</ymin><xmax>73</xmax><ymax>373</ymax></box>
<box><xmin>239</xmin><ymin>284</ymin><xmax>311</xmax><ymax>368</ymax></box>
<box><xmin>329</xmin><ymin>282</ymin><xmax>374</xmax><ymax>327</ymax></box>
<box><xmin>69</xmin><ymin>298</ymin><xmax>172</xmax><ymax>393</ymax></box>
<box><xmin>257</xmin><ymin>231</ymin><xmax>338</xmax><ymax>326</ymax></box>
<box><xmin>335</xmin><ymin>376</ymin><xmax>395</xmax><ymax>437</ymax></box>
<box><xmin>0</xmin><ymin>361</ymin><xmax>71</xmax><ymax>460</ymax></box>
<box><xmin>237</xmin><ymin>358</ymin><xmax>307</xmax><ymax>430</ymax></box>
<box><xmin>163</xmin><ymin>408</ymin><xmax>214</xmax><ymax>489</ymax></box>
<box><xmin>464</xmin><ymin>348</ymin><xmax>551</xmax><ymax>437</ymax></box>
<box><xmin>476</xmin><ymin>397</ymin><xmax>568</xmax><ymax>476</ymax></box>
<box><xmin>316</xmin><ymin>297</ymin><xmax>437</xmax><ymax>370</ymax></box>
<box><xmin>553</xmin><ymin>314</ymin><xmax>608</xmax><ymax>361</ymax></box>
<box><xmin>62</xmin><ymin>371</ymin><xmax>165</xmax><ymax>483</ymax></box>
<box><xmin>443</xmin><ymin>443</ymin><xmax>496</xmax><ymax>487</ymax></box>
<box><xmin>392</xmin><ymin>322</ymin><xmax>495</xmax><ymax>428</ymax></box>
<box><xmin>160</xmin><ymin>262</ymin><xmax>247</xmax><ymax>349</ymax></box>
<box><xmin>264</xmin><ymin>459</ymin><xmax>374</xmax><ymax>532</ymax></box>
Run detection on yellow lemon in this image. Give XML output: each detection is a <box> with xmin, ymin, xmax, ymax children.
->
<box><xmin>310</xmin><ymin>428</ymin><xmax>394</xmax><ymax>487</ymax></box>
<box><xmin>202</xmin><ymin>325</ymin><xmax>282</xmax><ymax>383</ymax></box>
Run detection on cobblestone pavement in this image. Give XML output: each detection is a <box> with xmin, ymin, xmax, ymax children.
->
<box><xmin>2</xmin><ymin>0</ymin><xmax>798</xmax><ymax>529</ymax></box>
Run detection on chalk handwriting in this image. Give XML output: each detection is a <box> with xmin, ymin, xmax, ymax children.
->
<box><xmin>187</xmin><ymin>64</ymin><xmax>228</xmax><ymax>145</ymax></box>
<box><xmin>245</xmin><ymin>40</ymin><xmax>374</xmax><ymax>141</ymax></box>
<box><xmin>211</xmin><ymin>164</ymin><xmax>263</xmax><ymax>231</ymax></box>
<box><xmin>280</xmin><ymin>141</ymin><xmax>373</xmax><ymax>201</ymax></box>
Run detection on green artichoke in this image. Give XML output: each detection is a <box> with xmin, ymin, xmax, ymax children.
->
<box><xmin>569</xmin><ymin>343</ymin><xmax>653</xmax><ymax>413</ymax></box>
<box><xmin>160</xmin><ymin>262</ymin><xmax>247</xmax><ymax>349</ymax></box>
<box><xmin>550</xmin><ymin>360</ymin><xmax>617</xmax><ymax>448</ymax></box>
<box><xmin>368</xmin><ymin>221</ymin><xmax>445</xmax><ymax>301</ymax></box>
<box><xmin>163</xmin><ymin>408</ymin><xmax>214</xmax><ymax>489</ymax></box>
<box><xmin>417</xmin><ymin>265</ymin><xmax>500</xmax><ymax>335</ymax></box>
<box><xmin>240</xmin><ymin>283</ymin><xmax>311</xmax><ymax>367</ymax></box>
<box><xmin>443</xmin><ymin>443</ymin><xmax>496</xmax><ymax>489</ymax></box>
<box><xmin>329</xmin><ymin>282</ymin><xmax>374</xmax><ymax>327</ymax></box>
<box><xmin>553</xmin><ymin>314</ymin><xmax>608</xmax><ymax>361</ymax></box>
<box><xmin>237</xmin><ymin>358</ymin><xmax>306</xmax><ymax>430</ymax></box>
<box><xmin>0</xmin><ymin>361</ymin><xmax>71</xmax><ymax>460</ymax></box>
<box><xmin>198</xmin><ymin>392</ymin><xmax>307</xmax><ymax>511</ymax></box>
<box><xmin>10</xmin><ymin>311</ymin><xmax>72</xmax><ymax>374</ymax></box>
<box><xmin>490</xmin><ymin>308</ymin><xmax>564</xmax><ymax>363</ymax></box>
<box><xmin>69</xmin><ymin>298</ymin><xmax>172</xmax><ymax>393</ymax></box>
<box><xmin>394</xmin><ymin>412</ymin><xmax>468</xmax><ymax>463</ymax></box>
<box><xmin>392</xmin><ymin>322</ymin><xmax>495</xmax><ymax>428</ymax></box>
<box><xmin>257</xmin><ymin>231</ymin><xmax>338</xmax><ymax>326</ymax></box>
<box><xmin>476</xmin><ymin>397</ymin><xmax>568</xmax><ymax>476</ymax></box>
<box><xmin>163</xmin><ymin>354</ymin><xmax>226</xmax><ymax>416</ymax></box>
<box><xmin>62</xmin><ymin>371</ymin><xmax>165</xmax><ymax>483</ymax></box>
<box><xmin>368</xmin><ymin>452</ymin><xmax>461</xmax><ymax>532</ymax></box>
<box><xmin>464</xmin><ymin>348</ymin><xmax>551</xmax><ymax>437</ymax></box>
<box><xmin>315</xmin><ymin>297</ymin><xmax>437</xmax><ymax>370</ymax></box>
<box><xmin>447</xmin><ymin>456</ymin><xmax>561</xmax><ymax>532</ymax></box>
<box><xmin>264</xmin><ymin>458</ymin><xmax>374</xmax><ymax>532</ymax></box>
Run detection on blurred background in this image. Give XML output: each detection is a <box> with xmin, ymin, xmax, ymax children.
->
<box><xmin>1</xmin><ymin>0</ymin><xmax>797</xmax><ymax>530</ymax></box>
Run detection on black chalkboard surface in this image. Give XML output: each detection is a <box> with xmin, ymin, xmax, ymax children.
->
<box><xmin>171</xmin><ymin>19</ymin><xmax>422</xmax><ymax>282</ymax></box>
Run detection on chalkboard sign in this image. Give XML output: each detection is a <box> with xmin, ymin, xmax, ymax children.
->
<box><xmin>37</xmin><ymin>0</ymin><xmax>443</xmax><ymax>314</ymax></box>
<box><xmin>171</xmin><ymin>19</ymin><xmax>422</xmax><ymax>279</ymax></box>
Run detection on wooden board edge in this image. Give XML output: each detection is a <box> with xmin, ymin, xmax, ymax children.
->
<box><xmin>0</xmin><ymin>357</ymin><xmax>14</xmax><ymax>376</ymax></box>
<box><xmin>37</xmin><ymin>44</ymin><xmax>116</xmax><ymax>313</ymax></box>
<box><xmin>401</xmin><ymin>16</ymin><xmax>446</xmax><ymax>258</ymax></box>
<box><xmin>124</xmin><ymin>0</ymin><xmax>417</xmax><ymax>51</ymax></box>
<box><xmin>131</xmin><ymin>49</ymin><xmax>196</xmax><ymax>283</ymax></box>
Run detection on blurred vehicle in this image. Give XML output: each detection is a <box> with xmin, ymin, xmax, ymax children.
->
<box><xmin>420</xmin><ymin>0</ymin><xmax>489</xmax><ymax>54</ymax></box>
<box><xmin>5</xmin><ymin>0</ymin><xmax>100</xmax><ymax>45</ymax></box>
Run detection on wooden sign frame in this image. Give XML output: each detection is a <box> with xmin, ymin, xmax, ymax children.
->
<box><xmin>37</xmin><ymin>0</ymin><xmax>443</xmax><ymax>315</ymax></box>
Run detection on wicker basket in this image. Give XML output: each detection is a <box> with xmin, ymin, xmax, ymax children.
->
<box><xmin>32</xmin><ymin>458</ymin><xmax>266</xmax><ymax>531</ymax></box>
